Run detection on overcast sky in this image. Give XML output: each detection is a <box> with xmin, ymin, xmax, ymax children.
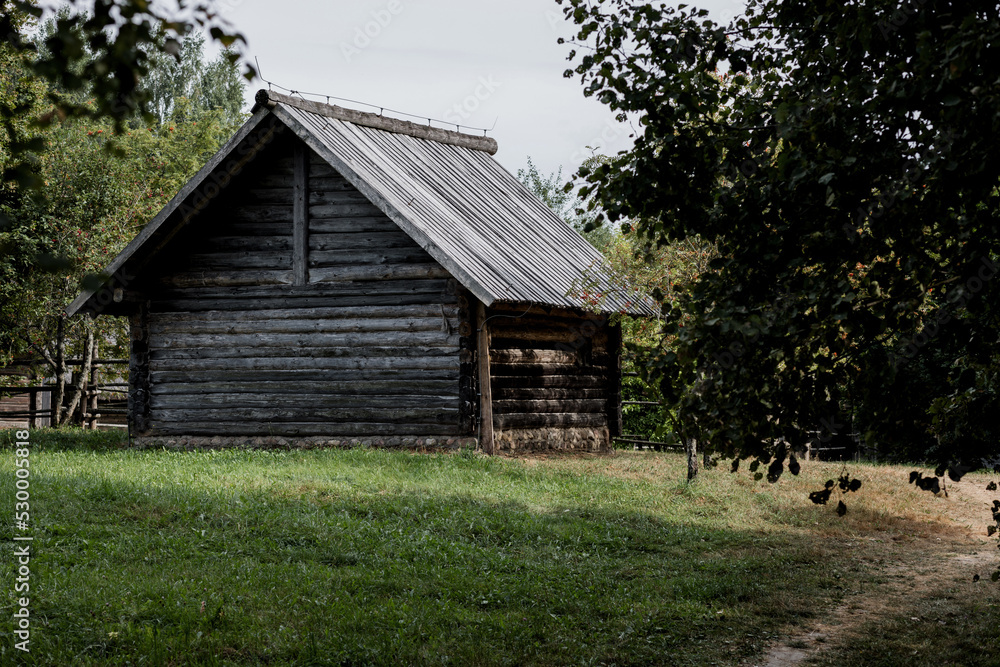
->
<box><xmin>216</xmin><ymin>0</ymin><xmax>744</xmax><ymax>178</ymax></box>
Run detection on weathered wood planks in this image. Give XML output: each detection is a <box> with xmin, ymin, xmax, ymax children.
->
<box><xmin>292</xmin><ymin>142</ymin><xmax>309</xmax><ymax>285</ymax></box>
<box><xmin>484</xmin><ymin>303</ymin><xmax>616</xmax><ymax>447</ymax></box>
<box><xmin>143</xmin><ymin>135</ymin><xmax>465</xmax><ymax>439</ymax></box>
<box><xmin>476</xmin><ymin>301</ymin><xmax>494</xmax><ymax>454</ymax></box>
<box><xmin>128</xmin><ymin>304</ymin><xmax>151</xmax><ymax>434</ymax></box>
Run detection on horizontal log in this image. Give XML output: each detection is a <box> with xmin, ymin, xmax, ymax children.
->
<box><xmin>489</xmin><ymin>324</ymin><xmax>611</xmax><ymax>345</ymax></box>
<box><xmin>231</xmin><ymin>205</ymin><xmax>293</xmax><ymax>223</ymax></box>
<box><xmin>488</xmin><ymin>312</ymin><xmax>607</xmax><ymax>330</ymax></box>
<box><xmin>151</xmin><ymin>393</ymin><xmax>459</xmax><ymax>411</ymax></box>
<box><xmin>253</xmin><ymin>174</ymin><xmax>293</xmax><ymax>188</ymax></box>
<box><xmin>489</xmin><ymin>349</ymin><xmax>579</xmax><ymax>365</ymax></box>
<box><xmin>149</xmin><ymin>368</ymin><xmax>458</xmax><ymax>385</ymax></box>
<box><xmin>309</xmin><ymin>232</ymin><xmax>422</xmax><ymax>251</ymax></box>
<box><xmin>310</xmin><ymin>202</ymin><xmax>383</xmax><ymax>219</ymax></box>
<box><xmin>309</xmin><ymin>176</ymin><xmax>356</xmax><ymax>192</ymax></box>
<box><xmin>154</xmin><ymin>406</ymin><xmax>459</xmax><ymax>424</ymax></box>
<box><xmin>488</xmin><ymin>329</ymin><xmax>604</xmax><ymax>345</ymax></box>
<box><xmin>153</xmin><ymin>294</ymin><xmax>451</xmax><ymax>311</ymax></box>
<box><xmin>490</xmin><ymin>337</ymin><xmax>608</xmax><ymax>354</ymax></box>
<box><xmin>180</xmin><ymin>252</ymin><xmax>292</xmax><ymax>271</ymax></box>
<box><xmin>224</xmin><ymin>222</ymin><xmax>293</xmax><ymax>236</ymax></box>
<box><xmin>202</xmin><ymin>236</ymin><xmax>292</xmax><ymax>252</ymax></box>
<box><xmin>492</xmin><ymin>387</ymin><xmax>605</xmax><ymax>401</ymax></box>
<box><xmin>242</xmin><ymin>188</ymin><xmax>294</xmax><ymax>205</ymax></box>
<box><xmin>306</xmin><ymin>157</ymin><xmax>341</xmax><ymax>178</ymax></box>
<box><xmin>308</xmin><ymin>217</ymin><xmax>402</xmax><ymax>234</ymax></box>
<box><xmin>259</xmin><ymin>90</ymin><xmax>498</xmax><ymax>154</ymax></box>
<box><xmin>308</xmin><ymin>189</ymin><xmax>370</xmax><ymax>206</ymax></box>
<box><xmin>492</xmin><ymin>399</ymin><xmax>607</xmax><ymax>414</ymax></box>
<box><xmin>150</xmin><ymin>421</ymin><xmax>461</xmax><ymax>436</ymax></box>
<box><xmin>264</xmin><ymin>156</ymin><xmax>294</xmax><ymax>173</ymax></box>
<box><xmin>150</xmin><ymin>315</ymin><xmax>458</xmax><ymax>336</ymax></box>
<box><xmin>490</xmin><ymin>363</ymin><xmax>608</xmax><ymax>377</ymax></box>
<box><xmin>309</xmin><ymin>264</ymin><xmax>450</xmax><ymax>283</ymax></box>
<box><xmin>149</xmin><ymin>331</ymin><xmax>461</xmax><ymax>351</ymax></box>
<box><xmin>489</xmin><ymin>302</ymin><xmax>606</xmax><ymax>318</ymax></box>
<box><xmin>494</xmin><ymin>413</ymin><xmax>608</xmax><ymax>429</ymax></box>
<box><xmin>151</xmin><ymin>345</ymin><xmax>458</xmax><ymax>361</ymax></box>
<box><xmin>153</xmin><ymin>304</ymin><xmax>458</xmax><ymax>323</ymax></box>
<box><xmin>491</xmin><ymin>375</ymin><xmax>605</xmax><ymax>389</ymax></box>
<box><xmin>149</xmin><ymin>355</ymin><xmax>460</xmax><ymax>373</ymax></box>
<box><xmin>153</xmin><ymin>379</ymin><xmax>459</xmax><ymax>396</ymax></box>
<box><xmin>309</xmin><ymin>248</ymin><xmax>432</xmax><ymax>267</ymax></box>
<box><xmin>156</xmin><ymin>270</ymin><xmax>294</xmax><ymax>289</ymax></box>
<box><xmin>152</xmin><ymin>279</ymin><xmax>453</xmax><ymax>301</ymax></box>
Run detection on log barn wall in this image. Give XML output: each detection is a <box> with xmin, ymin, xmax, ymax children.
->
<box><xmin>485</xmin><ymin>303</ymin><xmax>620</xmax><ymax>452</ymax></box>
<box><xmin>135</xmin><ymin>136</ymin><xmax>466</xmax><ymax>442</ymax></box>
<box><xmin>67</xmin><ymin>96</ymin><xmax>653</xmax><ymax>452</ymax></box>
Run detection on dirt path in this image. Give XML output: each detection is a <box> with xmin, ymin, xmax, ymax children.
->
<box><xmin>752</xmin><ymin>478</ymin><xmax>999</xmax><ymax>667</ymax></box>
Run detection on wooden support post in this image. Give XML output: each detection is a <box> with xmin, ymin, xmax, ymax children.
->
<box><xmin>686</xmin><ymin>438</ymin><xmax>699</xmax><ymax>481</ymax></box>
<box><xmin>28</xmin><ymin>389</ymin><xmax>37</xmax><ymax>429</ymax></box>
<box><xmin>89</xmin><ymin>341</ymin><xmax>100</xmax><ymax>429</ymax></box>
<box><xmin>128</xmin><ymin>303</ymin><xmax>151</xmax><ymax>435</ymax></box>
<box><xmin>476</xmin><ymin>301</ymin><xmax>494</xmax><ymax>455</ymax></box>
<box><xmin>53</xmin><ymin>317</ymin><xmax>65</xmax><ymax>426</ymax></box>
<box><xmin>293</xmin><ymin>142</ymin><xmax>309</xmax><ymax>286</ymax></box>
<box><xmin>606</xmin><ymin>322</ymin><xmax>623</xmax><ymax>440</ymax></box>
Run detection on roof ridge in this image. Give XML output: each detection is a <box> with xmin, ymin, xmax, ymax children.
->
<box><xmin>253</xmin><ymin>89</ymin><xmax>499</xmax><ymax>155</ymax></box>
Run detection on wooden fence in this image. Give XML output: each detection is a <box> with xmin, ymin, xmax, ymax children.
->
<box><xmin>0</xmin><ymin>359</ymin><xmax>129</xmax><ymax>430</ymax></box>
<box><xmin>613</xmin><ymin>364</ymin><xmax>861</xmax><ymax>460</ymax></box>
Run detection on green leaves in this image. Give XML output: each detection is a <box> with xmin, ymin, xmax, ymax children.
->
<box><xmin>559</xmin><ymin>0</ymin><xmax>1000</xmax><ymax>471</ymax></box>
<box><xmin>808</xmin><ymin>475</ymin><xmax>861</xmax><ymax>515</ymax></box>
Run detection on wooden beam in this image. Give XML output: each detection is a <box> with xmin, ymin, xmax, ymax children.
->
<box><xmin>65</xmin><ymin>109</ymin><xmax>277</xmax><ymax>317</ymax></box>
<box><xmin>476</xmin><ymin>302</ymin><xmax>494</xmax><ymax>455</ymax></box>
<box><xmin>255</xmin><ymin>89</ymin><xmax>500</xmax><ymax>155</ymax></box>
<box><xmin>293</xmin><ymin>142</ymin><xmax>309</xmax><ymax>285</ymax></box>
<box><xmin>128</xmin><ymin>302</ymin><xmax>151</xmax><ymax>435</ymax></box>
<box><xmin>607</xmin><ymin>322</ymin><xmax>623</xmax><ymax>438</ymax></box>
<box><xmin>270</xmin><ymin>105</ymin><xmax>498</xmax><ymax>310</ymax></box>
<box><xmin>494</xmin><ymin>413</ymin><xmax>608</xmax><ymax>429</ymax></box>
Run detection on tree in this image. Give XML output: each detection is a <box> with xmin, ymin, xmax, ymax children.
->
<box><xmin>557</xmin><ymin>0</ymin><xmax>1000</xmax><ymax>476</ymax></box>
<box><xmin>558</xmin><ymin>0</ymin><xmax>1000</xmax><ymax>559</ymax></box>
<box><xmin>517</xmin><ymin>156</ymin><xmax>610</xmax><ymax>249</ymax></box>
<box><xmin>518</xmin><ymin>154</ymin><xmax>718</xmax><ymax>471</ymax></box>
<box><xmin>0</xmin><ymin>106</ymin><xmax>241</xmax><ymax>424</ymax></box>
<box><xmin>0</xmin><ymin>3</ymin><xmax>250</xmax><ymax>425</ymax></box>
<box><xmin>0</xmin><ymin>0</ymin><xmax>251</xmax><ymax>257</ymax></box>
<box><xmin>144</xmin><ymin>31</ymin><xmax>246</xmax><ymax>130</ymax></box>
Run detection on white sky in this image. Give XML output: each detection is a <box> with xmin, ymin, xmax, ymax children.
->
<box><xmin>214</xmin><ymin>0</ymin><xmax>743</xmax><ymax>177</ymax></box>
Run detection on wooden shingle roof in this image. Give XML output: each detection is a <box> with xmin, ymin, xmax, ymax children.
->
<box><xmin>67</xmin><ymin>90</ymin><xmax>655</xmax><ymax>317</ymax></box>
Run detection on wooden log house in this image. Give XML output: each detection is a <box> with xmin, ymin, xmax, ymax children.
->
<box><xmin>66</xmin><ymin>90</ymin><xmax>655</xmax><ymax>452</ymax></box>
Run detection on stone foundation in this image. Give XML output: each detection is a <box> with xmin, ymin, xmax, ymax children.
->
<box><xmin>135</xmin><ymin>434</ymin><xmax>478</xmax><ymax>451</ymax></box>
<box><xmin>134</xmin><ymin>430</ymin><xmax>608</xmax><ymax>454</ymax></box>
<box><xmin>494</xmin><ymin>426</ymin><xmax>610</xmax><ymax>453</ymax></box>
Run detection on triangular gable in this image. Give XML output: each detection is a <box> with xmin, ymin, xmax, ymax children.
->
<box><xmin>68</xmin><ymin>91</ymin><xmax>655</xmax><ymax>317</ymax></box>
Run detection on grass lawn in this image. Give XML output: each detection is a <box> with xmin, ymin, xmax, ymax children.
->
<box><xmin>0</xmin><ymin>429</ymin><xmax>997</xmax><ymax>666</ymax></box>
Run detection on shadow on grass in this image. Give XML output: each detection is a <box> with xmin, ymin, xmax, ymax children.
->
<box><xmin>0</xmin><ymin>427</ymin><xmax>129</xmax><ymax>452</ymax></box>
<box><xmin>0</xmin><ymin>456</ymin><xmax>866</xmax><ymax>667</ymax></box>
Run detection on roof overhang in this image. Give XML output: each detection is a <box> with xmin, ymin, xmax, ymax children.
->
<box><xmin>67</xmin><ymin>91</ymin><xmax>657</xmax><ymax>319</ymax></box>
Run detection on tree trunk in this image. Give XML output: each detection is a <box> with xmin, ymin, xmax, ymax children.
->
<box><xmin>52</xmin><ymin>317</ymin><xmax>67</xmax><ymax>427</ymax></box>
<box><xmin>686</xmin><ymin>438</ymin><xmax>699</xmax><ymax>481</ymax></box>
<box><xmin>62</xmin><ymin>327</ymin><xmax>95</xmax><ymax>426</ymax></box>
<box><xmin>87</xmin><ymin>340</ymin><xmax>100</xmax><ymax>429</ymax></box>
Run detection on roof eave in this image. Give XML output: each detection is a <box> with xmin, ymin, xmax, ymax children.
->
<box><xmin>269</xmin><ymin>103</ymin><xmax>502</xmax><ymax>309</ymax></box>
<box><xmin>66</xmin><ymin>108</ymin><xmax>278</xmax><ymax>317</ymax></box>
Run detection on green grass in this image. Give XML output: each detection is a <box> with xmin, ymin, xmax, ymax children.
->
<box><xmin>0</xmin><ymin>429</ymin><xmax>994</xmax><ymax>665</ymax></box>
<box><xmin>808</xmin><ymin>591</ymin><xmax>1000</xmax><ymax>667</ymax></box>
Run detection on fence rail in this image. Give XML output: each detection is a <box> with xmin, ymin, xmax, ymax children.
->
<box><xmin>0</xmin><ymin>358</ymin><xmax>129</xmax><ymax>430</ymax></box>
